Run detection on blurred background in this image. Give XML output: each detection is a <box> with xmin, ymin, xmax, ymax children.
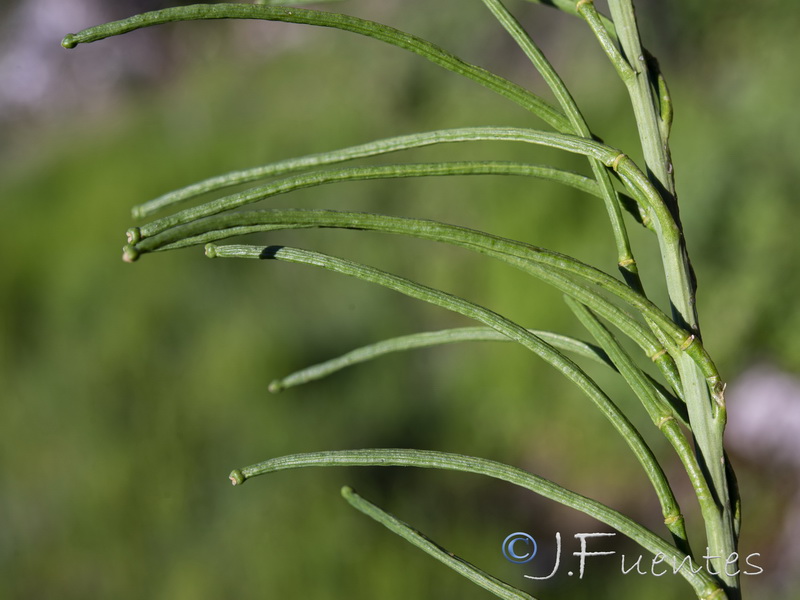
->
<box><xmin>1</xmin><ymin>0</ymin><xmax>799</xmax><ymax>598</ymax></box>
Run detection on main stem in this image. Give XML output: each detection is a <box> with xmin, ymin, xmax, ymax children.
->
<box><xmin>606</xmin><ymin>1</ymin><xmax>738</xmax><ymax>596</ymax></box>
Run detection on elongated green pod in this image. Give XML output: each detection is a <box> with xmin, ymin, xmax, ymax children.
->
<box><xmin>230</xmin><ymin>449</ymin><xmax>724</xmax><ymax>600</ymax></box>
<box><xmin>61</xmin><ymin>4</ymin><xmax>570</xmax><ymax>131</ymax></box>
<box><xmin>341</xmin><ymin>486</ymin><xmax>537</xmax><ymax>600</ymax></box>
<box><xmin>269</xmin><ymin>327</ymin><xmax>615</xmax><ymax>392</ymax></box>
<box><xmin>133</xmin><ymin>132</ymin><xmax>626</xmax><ymax>219</ymax></box>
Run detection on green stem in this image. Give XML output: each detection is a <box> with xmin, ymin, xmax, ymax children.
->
<box><xmin>605</xmin><ymin>1</ymin><xmax>675</xmax><ymax>198</ymax></box>
<box><xmin>605</xmin><ymin>1</ymin><xmax>736</xmax><ymax>593</ymax></box>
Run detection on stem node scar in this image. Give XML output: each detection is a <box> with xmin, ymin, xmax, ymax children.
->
<box><xmin>657</xmin><ymin>415</ymin><xmax>675</xmax><ymax>430</ymax></box>
<box><xmin>649</xmin><ymin>348</ymin><xmax>667</xmax><ymax>362</ymax></box>
<box><xmin>618</xmin><ymin>258</ymin><xmax>635</xmax><ymax>268</ymax></box>
<box><xmin>679</xmin><ymin>334</ymin><xmax>697</xmax><ymax>352</ymax></box>
<box><xmin>576</xmin><ymin>0</ymin><xmax>594</xmax><ymax>10</ymax></box>
<box><xmin>664</xmin><ymin>513</ymin><xmax>683</xmax><ymax>526</ymax></box>
<box><xmin>610</xmin><ymin>153</ymin><xmax>627</xmax><ymax>171</ymax></box>
<box><xmin>707</xmin><ymin>377</ymin><xmax>726</xmax><ymax>407</ymax></box>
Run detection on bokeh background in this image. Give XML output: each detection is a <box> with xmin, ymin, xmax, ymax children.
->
<box><xmin>1</xmin><ymin>1</ymin><xmax>799</xmax><ymax>598</ymax></box>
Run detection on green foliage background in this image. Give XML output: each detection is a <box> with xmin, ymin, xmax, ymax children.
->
<box><xmin>1</xmin><ymin>1</ymin><xmax>798</xmax><ymax>598</ymax></box>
